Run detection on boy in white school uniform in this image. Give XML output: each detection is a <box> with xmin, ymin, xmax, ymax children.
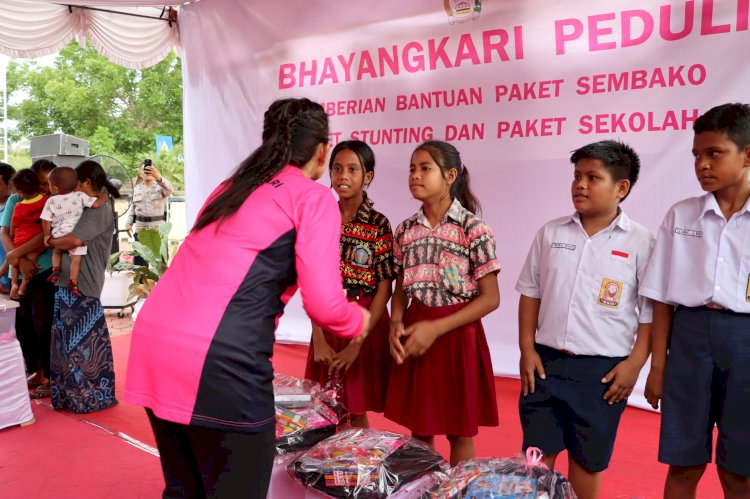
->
<box><xmin>516</xmin><ymin>140</ymin><xmax>655</xmax><ymax>499</ymax></box>
<box><xmin>642</xmin><ymin>103</ymin><xmax>750</xmax><ymax>499</ymax></box>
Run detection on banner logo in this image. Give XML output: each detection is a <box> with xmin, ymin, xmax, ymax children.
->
<box><xmin>444</xmin><ymin>0</ymin><xmax>481</xmax><ymax>24</ymax></box>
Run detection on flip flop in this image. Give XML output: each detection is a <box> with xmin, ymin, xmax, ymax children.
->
<box><xmin>26</xmin><ymin>374</ymin><xmax>43</xmax><ymax>389</ymax></box>
<box><xmin>69</xmin><ymin>280</ymin><xmax>82</xmax><ymax>298</ymax></box>
<box><xmin>30</xmin><ymin>383</ymin><xmax>51</xmax><ymax>399</ymax></box>
<box><xmin>47</xmin><ymin>267</ymin><xmax>61</xmax><ymax>284</ymax></box>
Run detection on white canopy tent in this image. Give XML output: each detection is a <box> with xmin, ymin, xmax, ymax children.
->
<box><xmin>0</xmin><ymin>0</ymin><xmax>180</xmax><ymax>68</ymax></box>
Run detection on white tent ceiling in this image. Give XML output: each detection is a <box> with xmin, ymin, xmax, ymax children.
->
<box><xmin>0</xmin><ymin>0</ymin><xmax>184</xmax><ymax>69</ymax></box>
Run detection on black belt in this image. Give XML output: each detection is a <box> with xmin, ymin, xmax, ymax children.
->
<box><xmin>679</xmin><ymin>305</ymin><xmax>749</xmax><ymax>316</ymax></box>
<box><xmin>536</xmin><ymin>343</ymin><xmax>579</xmax><ymax>357</ymax></box>
<box><xmin>536</xmin><ymin>343</ymin><xmax>622</xmax><ymax>359</ymax></box>
<box><xmin>345</xmin><ymin>289</ymin><xmax>373</xmax><ymax>299</ymax></box>
<box><xmin>135</xmin><ymin>214</ymin><xmax>166</xmax><ymax>223</ymax></box>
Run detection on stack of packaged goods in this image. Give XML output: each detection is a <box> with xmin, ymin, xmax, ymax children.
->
<box><xmin>288</xmin><ymin>428</ymin><xmax>447</xmax><ymax>498</ymax></box>
<box><xmin>273</xmin><ymin>374</ymin><xmax>346</xmax><ymax>454</ymax></box>
<box><xmin>414</xmin><ymin>449</ymin><xmax>576</xmax><ymax>499</ymax></box>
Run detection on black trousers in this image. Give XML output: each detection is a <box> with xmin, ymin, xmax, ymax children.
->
<box><xmin>133</xmin><ymin>231</ymin><xmax>147</xmax><ymax>267</ymax></box>
<box><xmin>146</xmin><ymin>409</ymin><xmax>275</xmax><ymax>499</ymax></box>
<box><xmin>16</xmin><ymin>269</ymin><xmax>55</xmax><ymax>378</ymax></box>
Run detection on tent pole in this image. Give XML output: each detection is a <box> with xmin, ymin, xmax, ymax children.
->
<box><xmin>1</xmin><ymin>58</ymin><xmax>6</xmax><ymax>163</ymax></box>
<box><xmin>58</xmin><ymin>4</ymin><xmax>178</xmax><ymax>23</ymax></box>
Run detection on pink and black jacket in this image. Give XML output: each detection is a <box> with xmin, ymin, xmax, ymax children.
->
<box><xmin>125</xmin><ymin>166</ymin><xmax>363</xmax><ymax>432</ymax></box>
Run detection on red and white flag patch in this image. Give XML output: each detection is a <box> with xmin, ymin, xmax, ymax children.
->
<box><xmin>611</xmin><ymin>250</ymin><xmax>630</xmax><ymax>262</ymax></box>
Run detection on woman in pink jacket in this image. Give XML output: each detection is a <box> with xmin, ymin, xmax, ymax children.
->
<box><xmin>125</xmin><ymin>98</ymin><xmax>370</xmax><ymax>499</ymax></box>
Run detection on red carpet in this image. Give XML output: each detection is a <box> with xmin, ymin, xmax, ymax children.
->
<box><xmin>0</xmin><ymin>336</ymin><xmax>723</xmax><ymax>498</ymax></box>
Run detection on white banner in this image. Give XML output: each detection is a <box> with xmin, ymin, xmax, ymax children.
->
<box><xmin>180</xmin><ymin>0</ymin><xmax>750</xmax><ymax>409</ymax></box>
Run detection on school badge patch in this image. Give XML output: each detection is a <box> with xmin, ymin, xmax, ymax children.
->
<box><xmin>351</xmin><ymin>245</ymin><xmax>372</xmax><ymax>268</ymax></box>
<box><xmin>746</xmin><ymin>274</ymin><xmax>750</xmax><ymax>302</ymax></box>
<box><xmin>598</xmin><ymin>278</ymin><xmax>623</xmax><ymax>308</ymax></box>
<box><xmin>444</xmin><ymin>265</ymin><xmax>462</xmax><ymax>284</ymax></box>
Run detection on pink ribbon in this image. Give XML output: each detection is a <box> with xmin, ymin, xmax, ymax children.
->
<box><xmin>526</xmin><ymin>446</ymin><xmax>545</xmax><ymax>466</ymax></box>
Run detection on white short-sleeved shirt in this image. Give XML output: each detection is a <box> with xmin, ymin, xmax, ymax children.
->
<box><xmin>641</xmin><ymin>193</ymin><xmax>750</xmax><ymax>312</ymax></box>
<box><xmin>40</xmin><ymin>191</ymin><xmax>98</xmax><ymax>238</ymax></box>
<box><xmin>516</xmin><ymin>210</ymin><xmax>655</xmax><ymax>357</ymax></box>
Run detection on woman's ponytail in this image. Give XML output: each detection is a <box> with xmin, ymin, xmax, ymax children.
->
<box><xmin>414</xmin><ymin>140</ymin><xmax>481</xmax><ymax>215</ymax></box>
<box><xmin>192</xmin><ymin>98</ymin><xmax>329</xmax><ymax>233</ymax></box>
<box><xmin>103</xmin><ymin>178</ymin><xmax>122</xmax><ymax>198</ymax></box>
<box><xmin>450</xmin><ymin>164</ymin><xmax>480</xmax><ymax>216</ymax></box>
<box><xmin>75</xmin><ymin>160</ymin><xmax>121</xmax><ymax>199</ymax></box>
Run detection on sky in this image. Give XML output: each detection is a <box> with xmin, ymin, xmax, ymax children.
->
<box><xmin>1</xmin><ymin>52</ymin><xmax>58</xmax><ymax>158</ymax></box>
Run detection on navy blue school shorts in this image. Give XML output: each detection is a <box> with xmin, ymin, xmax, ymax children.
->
<box><xmin>519</xmin><ymin>343</ymin><xmax>627</xmax><ymax>473</ymax></box>
<box><xmin>659</xmin><ymin>306</ymin><xmax>750</xmax><ymax>478</ymax></box>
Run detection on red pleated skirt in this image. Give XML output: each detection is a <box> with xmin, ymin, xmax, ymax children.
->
<box><xmin>304</xmin><ymin>295</ymin><xmax>391</xmax><ymax>414</ymax></box>
<box><xmin>384</xmin><ymin>300</ymin><xmax>498</xmax><ymax>437</ymax></box>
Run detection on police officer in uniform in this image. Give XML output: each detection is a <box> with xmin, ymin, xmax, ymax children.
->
<box><xmin>127</xmin><ymin>160</ymin><xmax>174</xmax><ymax>265</ymax></box>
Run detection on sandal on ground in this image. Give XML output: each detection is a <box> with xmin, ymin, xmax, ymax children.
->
<box><xmin>47</xmin><ymin>267</ymin><xmax>62</xmax><ymax>284</ymax></box>
<box><xmin>30</xmin><ymin>383</ymin><xmax>51</xmax><ymax>399</ymax></box>
<box><xmin>26</xmin><ymin>373</ymin><xmax>45</xmax><ymax>389</ymax></box>
<box><xmin>20</xmin><ymin>416</ymin><xmax>36</xmax><ymax>427</ymax></box>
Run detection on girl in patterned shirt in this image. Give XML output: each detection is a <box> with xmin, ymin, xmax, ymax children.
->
<box><xmin>385</xmin><ymin>140</ymin><xmax>501</xmax><ymax>466</ymax></box>
<box><xmin>305</xmin><ymin>140</ymin><xmax>394</xmax><ymax>428</ymax></box>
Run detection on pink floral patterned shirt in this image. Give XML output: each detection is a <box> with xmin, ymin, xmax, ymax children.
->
<box><xmin>393</xmin><ymin>198</ymin><xmax>501</xmax><ymax>306</ymax></box>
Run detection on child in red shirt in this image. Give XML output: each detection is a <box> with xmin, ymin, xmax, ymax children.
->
<box><xmin>0</xmin><ymin>169</ymin><xmax>49</xmax><ymax>298</ymax></box>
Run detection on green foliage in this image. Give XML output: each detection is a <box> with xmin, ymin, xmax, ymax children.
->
<box><xmin>7</xmin><ymin>40</ymin><xmax>183</xmax><ymax>175</ymax></box>
<box><xmin>5</xmin><ymin>151</ymin><xmax>31</xmax><ymax>169</ymax></box>
<box><xmin>88</xmin><ymin>125</ymin><xmax>117</xmax><ymax>158</ymax></box>
<box><xmin>108</xmin><ymin>224</ymin><xmax>171</xmax><ymax>299</ymax></box>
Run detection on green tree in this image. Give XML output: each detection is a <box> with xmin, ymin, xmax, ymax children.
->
<box><xmin>153</xmin><ymin>142</ymin><xmax>184</xmax><ymax>191</ymax></box>
<box><xmin>6</xmin><ymin>41</ymin><xmax>183</xmax><ymax>179</ymax></box>
<box><xmin>6</xmin><ymin>151</ymin><xmax>31</xmax><ymax>169</ymax></box>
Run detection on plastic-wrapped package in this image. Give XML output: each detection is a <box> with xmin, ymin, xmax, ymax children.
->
<box><xmin>429</xmin><ymin>466</ymin><xmax>483</xmax><ymax>498</ymax></box>
<box><xmin>417</xmin><ymin>448</ymin><xmax>576</xmax><ymax>499</ymax></box>
<box><xmin>273</xmin><ymin>375</ymin><xmax>347</xmax><ymax>454</ymax></box>
<box><xmin>288</xmin><ymin>428</ymin><xmax>448</xmax><ymax>498</ymax></box>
